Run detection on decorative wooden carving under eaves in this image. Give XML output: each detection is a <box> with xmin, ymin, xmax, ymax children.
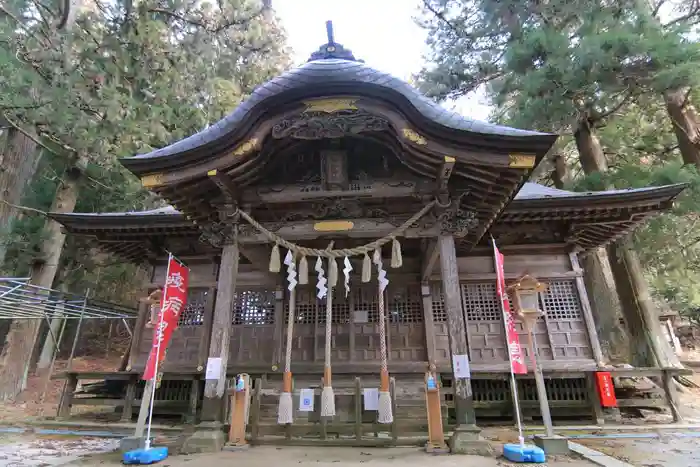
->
<box><xmin>436</xmin><ymin>193</ymin><xmax>478</xmax><ymax>238</ymax></box>
<box><xmin>198</xmin><ymin>206</ymin><xmax>240</xmax><ymax>247</ymax></box>
<box><xmin>272</xmin><ymin>199</ymin><xmax>391</xmax><ymax>223</ymax></box>
<box><xmin>199</xmin><ymin>221</ymin><xmax>237</xmax><ymax>248</ymax></box>
<box><xmin>321</xmin><ymin>149</ymin><xmax>348</xmax><ymax>190</ymax></box>
<box><xmin>272</xmin><ymin>109</ymin><xmax>390</xmax><ymax>140</ymax></box>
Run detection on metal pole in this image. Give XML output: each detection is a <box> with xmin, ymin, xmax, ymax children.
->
<box><xmin>145</xmin><ymin>254</ymin><xmax>173</xmax><ymax>450</ymax></box>
<box><xmin>526</xmin><ymin>322</ymin><xmax>554</xmax><ymax>437</ymax></box>
<box><xmin>67</xmin><ymin>288</ymin><xmax>89</xmax><ymax>370</ymax></box>
<box><xmin>38</xmin><ymin>313</ymin><xmax>68</xmax><ymax>415</ymax></box>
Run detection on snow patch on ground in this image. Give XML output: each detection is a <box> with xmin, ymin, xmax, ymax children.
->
<box><xmin>0</xmin><ymin>437</ymin><xmax>118</xmax><ymax>466</ymax></box>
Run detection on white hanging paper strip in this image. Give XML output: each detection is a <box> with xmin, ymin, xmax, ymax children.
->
<box><xmin>343</xmin><ymin>256</ymin><xmax>352</xmax><ymax>297</ymax></box>
<box><xmin>373</xmin><ymin>249</ymin><xmax>389</xmax><ymax>293</ymax></box>
<box><xmin>284</xmin><ymin>250</ymin><xmax>297</xmax><ymax>292</ymax></box>
<box><xmin>315</xmin><ymin>257</ymin><xmax>327</xmax><ymax>299</ymax></box>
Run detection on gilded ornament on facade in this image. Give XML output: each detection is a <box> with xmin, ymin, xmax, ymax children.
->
<box><xmin>401</xmin><ymin>128</ymin><xmax>427</xmax><ymax>145</ymax></box>
<box><xmin>141</xmin><ymin>173</ymin><xmax>164</xmax><ymax>188</ymax></box>
<box><xmin>303</xmin><ymin>98</ymin><xmax>358</xmax><ymax>113</ymax></box>
<box><xmin>314</xmin><ymin>220</ymin><xmax>355</xmax><ymax>232</ymax></box>
<box><xmin>508</xmin><ymin>154</ymin><xmax>536</xmax><ymax>168</ymax></box>
<box><xmin>232</xmin><ymin>138</ymin><xmax>259</xmax><ymax>157</ymax></box>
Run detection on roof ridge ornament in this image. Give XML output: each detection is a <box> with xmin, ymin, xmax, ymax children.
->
<box><xmin>307</xmin><ymin>20</ymin><xmax>363</xmax><ymax>62</ymax></box>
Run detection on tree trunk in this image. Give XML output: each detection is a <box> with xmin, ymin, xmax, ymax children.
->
<box><xmin>575</xmin><ymin>117</ymin><xmax>679</xmax><ymax>367</ymax></box>
<box><xmin>607</xmin><ymin>239</ymin><xmax>681</xmax><ymax>368</ymax></box>
<box><xmin>552</xmin><ymin>153</ymin><xmax>568</xmax><ymax>189</ymax></box>
<box><xmin>664</xmin><ymin>88</ymin><xmax>700</xmax><ymax>168</ymax></box>
<box><xmin>0</xmin><ymin>167</ymin><xmax>81</xmax><ymax>401</ymax></box>
<box><xmin>581</xmin><ymin>250</ymin><xmax>628</xmax><ymax>362</ymax></box>
<box><xmin>0</xmin><ymin>128</ymin><xmax>39</xmax><ymax>267</ymax></box>
<box><xmin>574</xmin><ymin>119</ymin><xmax>608</xmax><ymax>174</ymax></box>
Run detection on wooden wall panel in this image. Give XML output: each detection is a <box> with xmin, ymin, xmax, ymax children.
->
<box><xmin>152</xmin><ymin>261</ymin><xmax>218</xmax><ymax>287</ymax></box>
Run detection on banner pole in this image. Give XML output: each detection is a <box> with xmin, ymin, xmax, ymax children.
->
<box><xmin>492</xmin><ymin>237</ymin><xmax>525</xmax><ymax>448</ymax></box>
<box><xmin>144</xmin><ymin>252</ymin><xmax>173</xmax><ymax>450</ymax></box>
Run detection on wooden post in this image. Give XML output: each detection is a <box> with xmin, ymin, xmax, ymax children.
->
<box><xmin>662</xmin><ymin>369</ymin><xmax>683</xmax><ymax>423</ymax></box>
<box><xmin>438</xmin><ymin>234</ymin><xmax>488</xmax><ymax>454</ymax></box>
<box><xmin>585</xmin><ymin>372</ymin><xmax>605</xmax><ymax>426</ymax></box>
<box><xmin>228</xmin><ymin>373</ymin><xmax>251</xmax><ymax>445</ymax></box>
<box><xmin>188</xmin><ymin>376</ymin><xmax>201</xmax><ymax>424</ymax></box>
<box><xmin>127</xmin><ymin>300</ymin><xmax>150</xmax><ymax>371</ymax></box>
<box><xmin>570</xmin><ymin>252</ymin><xmax>605</xmax><ymax>365</ymax></box>
<box><xmin>201</xmin><ymin>240</ymin><xmax>239</xmax><ymax>422</ymax></box>
<box><xmin>272</xmin><ymin>286</ymin><xmax>285</xmax><ymax>368</ymax></box>
<box><xmin>181</xmin><ymin>238</ymin><xmax>239</xmax><ymax>454</ymax></box>
<box><xmin>354</xmin><ymin>377</ymin><xmax>362</xmax><ymax>440</ymax></box>
<box><xmin>421</xmin><ymin>283</ymin><xmax>437</xmax><ymax>365</ymax></box>
<box><xmin>121</xmin><ymin>375</ymin><xmax>137</xmax><ymax>422</ymax></box>
<box><xmin>390</xmin><ymin>377</ymin><xmax>398</xmax><ymax>443</ymax></box>
<box><xmin>197</xmin><ymin>286</ymin><xmax>217</xmax><ymax>371</ymax></box>
<box><xmin>56</xmin><ymin>373</ymin><xmax>77</xmax><ymax>419</ymax></box>
<box><xmin>425</xmin><ymin>370</ymin><xmax>447</xmax><ymax>453</ymax></box>
<box><xmin>438</xmin><ymin>235</ymin><xmax>476</xmax><ymax>426</ymax></box>
<box><xmin>250</xmin><ymin>378</ymin><xmax>262</xmax><ymax>443</ymax></box>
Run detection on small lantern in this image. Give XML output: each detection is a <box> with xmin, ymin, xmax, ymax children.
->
<box><xmin>508</xmin><ymin>274</ymin><xmax>547</xmax><ymax>326</ymax></box>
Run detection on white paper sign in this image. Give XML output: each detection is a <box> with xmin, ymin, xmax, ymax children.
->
<box><xmin>363</xmin><ymin>388</ymin><xmax>379</xmax><ymax>411</ymax></box>
<box><xmin>205</xmin><ymin>357</ymin><xmax>222</xmax><ymax>380</ymax></box>
<box><xmin>452</xmin><ymin>354</ymin><xmax>471</xmax><ymax>379</ymax></box>
<box><xmin>299</xmin><ymin>388</ymin><xmax>315</xmax><ymax>412</ymax></box>
<box><xmin>354</xmin><ymin>310</ymin><xmax>368</xmax><ymax>324</ymax></box>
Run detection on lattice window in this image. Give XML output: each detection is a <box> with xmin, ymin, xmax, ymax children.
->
<box><xmin>430</xmin><ymin>283</ymin><xmax>447</xmax><ymax>322</ymax></box>
<box><xmin>539</xmin><ymin>280</ymin><xmax>582</xmax><ymax>320</ymax></box>
<box><xmin>353</xmin><ymin>286</ymin><xmax>379</xmax><ymax>322</ymax></box>
<box><xmin>287</xmin><ymin>287</ymin><xmax>317</xmax><ymax>324</ymax></box>
<box><xmin>232</xmin><ymin>289</ymin><xmax>275</xmax><ymax>325</ymax></box>
<box><xmin>461</xmin><ymin>283</ymin><xmax>502</xmax><ymax>322</ymax></box>
<box><xmin>177</xmin><ymin>288</ymin><xmax>208</xmax><ymax>326</ymax></box>
<box><xmin>388</xmin><ymin>285</ymin><xmax>423</xmax><ymax>323</ymax></box>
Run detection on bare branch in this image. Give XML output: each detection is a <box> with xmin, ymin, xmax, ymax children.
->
<box><xmin>0</xmin><ymin>199</ymin><xmax>47</xmax><ymax>217</ymax></box>
<box><xmin>421</xmin><ymin>0</ymin><xmax>458</xmax><ymax>33</ymax></box>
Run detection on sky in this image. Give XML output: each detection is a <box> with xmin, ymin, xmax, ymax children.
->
<box><xmin>273</xmin><ymin>0</ymin><xmax>492</xmax><ymax>121</ymax></box>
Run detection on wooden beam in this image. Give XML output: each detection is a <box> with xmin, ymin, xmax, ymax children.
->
<box><xmin>421</xmin><ymin>239</ymin><xmax>439</xmax><ymax>282</ymax></box>
<box><xmin>238</xmin><ymin>218</ymin><xmax>441</xmax><ymax>244</ymax></box>
<box><xmin>207</xmin><ymin>169</ymin><xmax>238</xmax><ymax>202</ymax></box>
<box><xmin>437</xmin><ymin>156</ymin><xmax>455</xmax><ymax>192</ymax></box>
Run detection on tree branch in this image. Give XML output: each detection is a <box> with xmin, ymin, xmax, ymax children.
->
<box><xmin>0</xmin><ymin>199</ymin><xmax>47</xmax><ymax>217</ymax></box>
<box><xmin>421</xmin><ymin>0</ymin><xmax>458</xmax><ymax>33</ymax></box>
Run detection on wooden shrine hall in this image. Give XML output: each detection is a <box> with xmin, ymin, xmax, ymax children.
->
<box><xmin>49</xmin><ymin>29</ymin><xmax>687</xmax><ymax>451</ymax></box>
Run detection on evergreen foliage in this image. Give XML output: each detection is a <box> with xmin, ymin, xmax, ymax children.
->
<box><xmin>419</xmin><ymin>0</ymin><xmax>700</xmax><ymax>323</ymax></box>
<box><xmin>0</xmin><ymin>0</ymin><xmax>290</xmax><ymax>302</ymax></box>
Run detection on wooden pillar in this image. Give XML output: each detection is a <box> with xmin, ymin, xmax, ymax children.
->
<box><xmin>438</xmin><ymin>235</ymin><xmax>476</xmax><ymax>427</ymax></box>
<box><xmin>421</xmin><ymin>283</ymin><xmax>437</xmax><ymax>365</ymax></box>
<box><xmin>197</xmin><ymin>286</ymin><xmax>217</xmax><ymax>371</ymax></box>
<box><xmin>569</xmin><ymin>252</ymin><xmax>605</xmax><ymax>365</ymax></box>
<box><xmin>127</xmin><ymin>300</ymin><xmax>149</xmax><ymax>371</ymax></box>
<box><xmin>272</xmin><ymin>286</ymin><xmax>285</xmax><ymax>368</ymax></box>
<box><xmin>201</xmin><ymin>240</ymin><xmax>240</xmax><ymax>423</ymax></box>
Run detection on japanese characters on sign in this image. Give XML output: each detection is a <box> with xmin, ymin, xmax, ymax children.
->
<box><xmin>595</xmin><ymin>371</ymin><xmax>618</xmax><ymax>407</ymax></box>
<box><xmin>493</xmin><ymin>241</ymin><xmax>528</xmax><ymax>375</ymax></box>
<box><xmin>143</xmin><ymin>257</ymin><xmax>189</xmax><ymax>381</ymax></box>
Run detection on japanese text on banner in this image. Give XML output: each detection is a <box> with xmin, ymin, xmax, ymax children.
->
<box><xmin>143</xmin><ymin>258</ymin><xmax>189</xmax><ymax>380</ymax></box>
<box><xmin>493</xmin><ymin>242</ymin><xmax>528</xmax><ymax>375</ymax></box>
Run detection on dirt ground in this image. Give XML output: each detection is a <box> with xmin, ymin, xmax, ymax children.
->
<box><xmin>71</xmin><ymin>445</ymin><xmax>594</xmax><ymax>467</ymax></box>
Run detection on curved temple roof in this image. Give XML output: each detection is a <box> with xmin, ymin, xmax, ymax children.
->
<box><xmin>120</xmin><ymin>24</ymin><xmax>556</xmax><ymax>174</ymax></box>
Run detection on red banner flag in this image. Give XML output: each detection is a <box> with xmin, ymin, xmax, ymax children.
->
<box><xmin>143</xmin><ymin>256</ymin><xmax>189</xmax><ymax>381</ymax></box>
<box><xmin>493</xmin><ymin>239</ymin><xmax>528</xmax><ymax>375</ymax></box>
